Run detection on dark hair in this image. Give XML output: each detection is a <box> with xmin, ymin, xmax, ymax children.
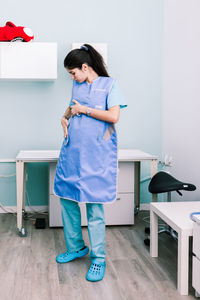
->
<box><xmin>64</xmin><ymin>44</ymin><xmax>109</xmax><ymax>77</ymax></box>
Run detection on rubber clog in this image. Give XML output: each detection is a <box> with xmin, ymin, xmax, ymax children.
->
<box><xmin>56</xmin><ymin>246</ymin><xmax>89</xmax><ymax>263</ymax></box>
<box><xmin>86</xmin><ymin>261</ymin><xmax>106</xmax><ymax>282</ymax></box>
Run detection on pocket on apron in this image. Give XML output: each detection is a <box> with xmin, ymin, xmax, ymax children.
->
<box><xmin>64</xmin><ymin>135</ymin><xmax>69</xmax><ymax>146</ymax></box>
<box><xmin>103</xmin><ymin>123</ymin><xmax>115</xmax><ymax>141</ymax></box>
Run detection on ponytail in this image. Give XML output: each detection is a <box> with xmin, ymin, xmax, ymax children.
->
<box><xmin>64</xmin><ymin>44</ymin><xmax>109</xmax><ymax>77</ymax></box>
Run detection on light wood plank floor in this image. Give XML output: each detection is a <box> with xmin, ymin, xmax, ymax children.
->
<box><xmin>0</xmin><ymin>211</ymin><xmax>196</xmax><ymax>300</ymax></box>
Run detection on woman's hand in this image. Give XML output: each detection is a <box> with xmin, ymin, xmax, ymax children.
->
<box><xmin>61</xmin><ymin>117</ymin><xmax>69</xmax><ymax>138</ymax></box>
<box><xmin>69</xmin><ymin>100</ymin><xmax>120</xmax><ymax>123</ymax></box>
<box><xmin>70</xmin><ymin>99</ymin><xmax>85</xmax><ymax>117</ymax></box>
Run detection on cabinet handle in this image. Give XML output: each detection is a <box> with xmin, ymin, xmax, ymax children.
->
<box><xmin>116</xmin><ymin>197</ymin><xmax>120</xmax><ymax>201</ymax></box>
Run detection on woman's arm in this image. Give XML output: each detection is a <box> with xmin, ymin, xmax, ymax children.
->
<box><xmin>62</xmin><ymin>106</ymin><xmax>72</xmax><ymax>120</ymax></box>
<box><xmin>61</xmin><ymin>106</ymin><xmax>71</xmax><ymax>138</ymax></box>
<box><xmin>71</xmin><ymin>100</ymin><xmax>120</xmax><ymax>124</ymax></box>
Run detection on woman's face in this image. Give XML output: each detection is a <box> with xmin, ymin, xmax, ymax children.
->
<box><xmin>66</xmin><ymin>64</ymin><xmax>88</xmax><ymax>83</ymax></box>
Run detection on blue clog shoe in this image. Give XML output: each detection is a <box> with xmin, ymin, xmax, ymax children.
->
<box><xmin>86</xmin><ymin>261</ymin><xmax>106</xmax><ymax>282</ymax></box>
<box><xmin>56</xmin><ymin>246</ymin><xmax>89</xmax><ymax>263</ymax></box>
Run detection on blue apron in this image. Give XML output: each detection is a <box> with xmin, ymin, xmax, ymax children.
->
<box><xmin>54</xmin><ymin>76</ymin><xmax>118</xmax><ymax>203</ymax></box>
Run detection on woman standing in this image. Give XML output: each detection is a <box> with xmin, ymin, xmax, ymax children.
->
<box><xmin>54</xmin><ymin>44</ymin><xmax>127</xmax><ymax>282</ymax></box>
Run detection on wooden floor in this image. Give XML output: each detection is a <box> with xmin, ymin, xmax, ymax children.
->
<box><xmin>0</xmin><ymin>211</ymin><xmax>196</xmax><ymax>300</ymax></box>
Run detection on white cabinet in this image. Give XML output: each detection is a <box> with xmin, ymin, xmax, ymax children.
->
<box><xmin>192</xmin><ymin>215</ymin><xmax>200</xmax><ymax>297</ymax></box>
<box><xmin>48</xmin><ymin>161</ymin><xmax>134</xmax><ymax>226</ymax></box>
<box><xmin>0</xmin><ymin>42</ymin><xmax>57</xmax><ymax>80</ymax></box>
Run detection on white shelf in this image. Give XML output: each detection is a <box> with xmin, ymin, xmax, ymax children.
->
<box><xmin>0</xmin><ymin>42</ymin><xmax>57</xmax><ymax>80</ymax></box>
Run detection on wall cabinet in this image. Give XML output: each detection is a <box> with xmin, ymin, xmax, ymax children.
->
<box><xmin>0</xmin><ymin>42</ymin><xmax>57</xmax><ymax>80</ymax></box>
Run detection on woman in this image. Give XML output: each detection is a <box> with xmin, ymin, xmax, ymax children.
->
<box><xmin>54</xmin><ymin>44</ymin><xmax>127</xmax><ymax>282</ymax></box>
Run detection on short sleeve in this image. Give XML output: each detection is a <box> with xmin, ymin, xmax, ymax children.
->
<box><xmin>107</xmin><ymin>81</ymin><xmax>127</xmax><ymax>110</ymax></box>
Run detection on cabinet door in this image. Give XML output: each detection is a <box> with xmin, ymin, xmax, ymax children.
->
<box><xmin>192</xmin><ymin>256</ymin><xmax>200</xmax><ymax>294</ymax></box>
<box><xmin>49</xmin><ymin>194</ymin><xmax>63</xmax><ymax>227</ymax></box>
<box><xmin>0</xmin><ymin>42</ymin><xmax>57</xmax><ymax>80</ymax></box>
<box><xmin>193</xmin><ymin>222</ymin><xmax>200</xmax><ymax>258</ymax></box>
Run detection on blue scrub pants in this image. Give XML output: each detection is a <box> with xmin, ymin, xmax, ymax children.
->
<box><xmin>60</xmin><ymin>198</ymin><xmax>106</xmax><ymax>263</ymax></box>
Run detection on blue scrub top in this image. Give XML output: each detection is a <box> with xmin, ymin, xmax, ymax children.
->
<box><xmin>107</xmin><ymin>81</ymin><xmax>127</xmax><ymax>110</ymax></box>
<box><xmin>69</xmin><ymin>80</ymin><xmax>127</xmax><ymax>110</ymax></box>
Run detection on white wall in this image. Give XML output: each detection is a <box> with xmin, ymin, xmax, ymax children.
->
<box><xmin>162</xmin><ymin>0</ymin><xmax>200</xmax><ymax>201</ymax></box>
<box><xmin>0</xmin><ymin>0</ymin><xmax>163</xmax><ymax>206</ymax></box>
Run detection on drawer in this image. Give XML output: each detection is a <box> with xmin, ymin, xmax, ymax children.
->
<box><xmin>193</xmin><ymin>222</ymin><xmax>200</xmax><ymax>258</ymax></box>
<box><xmin>117</xmin><ymin>162</ymin><xmax>134</xmax><ymax>193</ymax></box>
<box><xmin>104</xmin><ymin>193</ymin><xmax>134</xmax><ymax>225</ymax></box>
<box><xmin>49</xmin><ymin>193</ymin><xmax>134</xmax><ymax>227</ymax></box>
<box><xmin>49</xmin><ymin>161</ymin><xmax>135</xmax><ymax>194</ymax></box>
<box><xmin>49</xmin><ymin>195</ymin><xmax>89</xmax><ymax>227</ymax></box>
<box><xmin>75</xmin><ymin>193</ymin><xmax>134</xmax><ymax>226</ymax></box>
<box><xmin>192</xmin><ymin>256</ymin><xmax>200</xmax><ymax>294</ymax></box>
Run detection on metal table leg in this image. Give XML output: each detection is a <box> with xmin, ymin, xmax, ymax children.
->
<box><xmin>178</xmin><ymin>231</ymin><xmax>189</xmax><ymax>295</ymax></box>
<box><xmin>150</xmin><ymin>207</ymin><xmax>158</xmax><ymax>257</ymax></box>
<box><xmin>150</xmin><ymin>159</ymin><xmax>158</xmax><ymax>202</ymax></box>
<box><xmin>16</xmin><ymin>160</ymin><xmax>27</xmax><ymax>237</ymax></box>
<box><xmin>134</xmin><ymin>161</ymin><xmax>140</xmax><ymax>214</ymax></box>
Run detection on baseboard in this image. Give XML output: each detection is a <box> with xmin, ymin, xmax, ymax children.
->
<box><xmin>0</xmin><ymin>205</ymin><xmax>48</xmax><ymax>214</ymax></box>
<box><xmin>140</xmin><ymin>203</ymin><xmax>150</xmax><ymax>210</ymax></box>
<box><xmin>0</xmin><ymin>204</ymin><xmax>150</xmax><ymax>213</ymax></box>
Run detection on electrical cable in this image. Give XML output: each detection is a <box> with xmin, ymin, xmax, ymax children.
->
<box><xmin>0</xmin><ymin>171</ymin><xmax>48</xmax><ymax>218</ymax></box>
<box><xmin>0</xmin><ymin>173</ymin><xmax>16</xmax><ymax>178</ymax></box>
<box><xmin>25</xmin><ymin>191</ymin><xmax>48</xmax><ymax>215</ymax></box>
<box><xmin>0</xmin><ymin>172</ymin><xmax>17</xmax><ymax>215</ymax></box>
<box><xmin>139</xmin><ymin>215</ymin><xmax>166</xmax><ymax>227</ymax></box>
<box><xmin>0</xmin><ymin>202</ymin><xmax>16</xmax><ymax>214</ymax></box>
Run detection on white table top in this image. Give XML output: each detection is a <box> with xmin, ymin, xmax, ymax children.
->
<box><xmin>16</xmin><ymin>149</ymin><xmax>158</xmax><ymax>162</ymax></box>
<box><xmin>151</xmin><ymin>201</ymin><xmax>200</xmax><ymax>235</ymax></box>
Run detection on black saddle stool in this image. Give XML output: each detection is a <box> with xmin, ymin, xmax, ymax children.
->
<box><xmin>144</xmin><ymin>171</ymin><xmax>196</xmax><ymax>245</ymax></box>
<box><xmin>149</xmin><ymin>171</ymin><xmax>196</xmax><ymax>195</ymax></box>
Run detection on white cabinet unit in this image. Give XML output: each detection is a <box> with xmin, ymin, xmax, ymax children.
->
<box><xmin>192</xmin><ymin>214</ymin><xmax>200</xmax><ymax>297</ymax></box>
<box><xmin>15</xmin><ymin>149</ymin><xmax>158</xmax><ymax>235</ymax></box>
<box><xmin>0</xmin><ymin>42</ymin><xmax>57</xmax><ymax>80</ymax></box>
<box><xmin>49</xmin><ymin>161</ymin><xmax>135</xmax><ymax>226</ymax></box>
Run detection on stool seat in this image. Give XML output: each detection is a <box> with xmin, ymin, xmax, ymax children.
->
<box><xmin>149</xmin><ymin>171</ymin><xmax>196</xmax><ymax>194</ymax></box>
